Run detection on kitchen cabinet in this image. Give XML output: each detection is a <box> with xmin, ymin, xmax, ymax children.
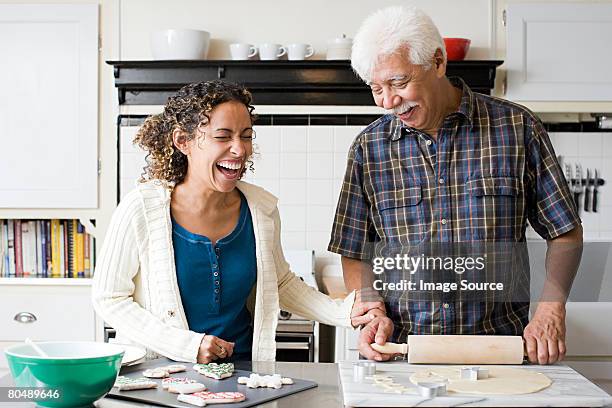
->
<box><xmin>505</xmin><ymin>2</ymin><xmax>612</xmax><ymax>102</ymax></box>
<box><xmin>0</xmin><ymin>278</ymin><xmax>103</xmax><ymax>369</ymax></box>
<box><xmin>0</xmin><ymin>4</ymin><xmax>98</xmax><ymax>208</ymax></box>
<box><xmin>334</xmin><ymin>326</ymin><xmax>360</xmax><ymax>362</ymax></box>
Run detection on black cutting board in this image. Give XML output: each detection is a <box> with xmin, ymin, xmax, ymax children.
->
<box><xmin>105</xmin><ymin>358</ymin><xmax>317</xmax><ymax>408</ymax></box>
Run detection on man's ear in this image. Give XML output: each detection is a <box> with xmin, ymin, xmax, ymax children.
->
<box><xmin>172</xmin><ymin>129</ymin><xmax>190</xmax><ymax>156</ymax></box>
<box><xmin>433</xmin><ymin>48</ymin><xmax>447</xmax><ymax>78</ymax></box>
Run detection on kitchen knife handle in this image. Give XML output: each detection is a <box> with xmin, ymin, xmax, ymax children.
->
<box><xmin>593</xmin><ymin>189</ymin><xmax>598</xmax><ymax>212</ymax></box>
<box><xmin>584</xmin><ymin>187</ymin><xmax>590</xmax><ymax>212</ymax></box>
<box><xmin>573</xmin><ymin>192</ymin><xmax>581</xmax><ymax>213</ymax></box>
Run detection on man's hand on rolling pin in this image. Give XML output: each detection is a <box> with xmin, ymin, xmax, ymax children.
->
<box><xmin>357</xmin><ymin>315</ymin><xmax>396</xmax><ymax>361</ymax></box>
<box><xmin>523</xmin><ymin>302</ymin><xmax>567</xmax><ymax>365</ymax></box>
<box><xmin>350</xmin><ymin>288</ymin><xmax>387</xmax><ymax>327</ymax></box>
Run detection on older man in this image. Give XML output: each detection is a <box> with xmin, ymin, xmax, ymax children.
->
<box><xmin>328</xmin><ymin>6</ymin><xmax>582</xmax><ymax>365</ymax></box>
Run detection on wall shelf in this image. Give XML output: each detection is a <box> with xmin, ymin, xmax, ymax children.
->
<box><xmin>0</xmin><ymin>277</ymin><xmax>92</xmax><ymax>286</ymax></box>
<box><xmin>107</xmin><ymin>60</ymin><xmax>503</xmax><ymax>106</ymax></box>
<box><xmin>0</xmin><ymin>210</ymin><xmax>100</xmax><ymax>220</ymax></box>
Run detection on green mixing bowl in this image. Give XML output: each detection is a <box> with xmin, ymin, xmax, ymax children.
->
<box><xmin>4</xmin><ymin>341</ymin><xmax>124</xmax><ymax>407</ymax></box>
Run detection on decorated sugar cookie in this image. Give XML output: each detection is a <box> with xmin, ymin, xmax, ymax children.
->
<box><xmin>168</xmin><ymin>382</ymin><xmax>207</xmax><ymax>394</ymax></box>
<box><xmin>164</xmin><ymin>364</ymin><xmax>187</xmax><ymax>373</ymax></box>
<box><xmin>237</xmin><ymin>373</ymin><xmax>294</xmax><ymax>389</ymax></box>
<box><xmin>161</xmin><ymin>377</ymin><xmax>197</xmax><ymax>389</ymax></box>
<box><xmin>178</xmin><ymin>391</ymin><xmax>246</xmax><ymax>406</ymax></box>
<box><xmin>143</xmin><ymin>367</ymin><xmax>170</xmax><ymax>378</ymax></box>
<box><xmin>113</xmin><ymin>376</ymin><xmax>158</xmax><ymax>391</ymax></box>
<box><xmin>193</xmin><ymin>362</ymin><xmax>234</xmax><ymax>379</ymax></box>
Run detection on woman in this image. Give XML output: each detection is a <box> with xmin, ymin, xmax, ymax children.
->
<box><xmin>92</xmin><ymin>80</ymin><xmax>381</xmax><ymax>363</ymax></box>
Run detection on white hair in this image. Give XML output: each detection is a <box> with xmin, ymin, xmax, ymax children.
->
<box><xmin>351</xmin><ymin>6</ymin><xmax>446</xmax><ymax>83</ymax></box>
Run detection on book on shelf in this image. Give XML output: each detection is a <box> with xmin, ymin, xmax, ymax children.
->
<box><xmin>51</xmin><ymin>219</ymin><xmax>61</xmax><ymax>277</ymax></box>
<box><xmin>14</xmin><ymin>220</ymin><xmax>23</xmax><ymax>277</ymax></box>
<box><xmin>7</xmin><ymin>220</ymin><xmax>15</xmax><ymax>275</ymax></box>
<box><xmin>0</xmin><ymin>219</ymin><xmax>95</xmax><ymax>279</ymax></box>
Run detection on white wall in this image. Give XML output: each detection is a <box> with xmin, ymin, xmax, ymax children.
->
<box><xmin>119</xmin><ymin>0</ymin><xmax>493</xmax><ymax>60</ymax></box>
<box><xmin>244</xmin><ymin>125</ymin><xmax>363</xmax><ymax>256</ymax></box>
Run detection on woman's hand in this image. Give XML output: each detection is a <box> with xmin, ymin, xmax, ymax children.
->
<box><xmin>350</xmin><ymin>288</ymin><xmax>387</xmax><ymax>328</ymax></box>
<box><xmin>197</xmin><ymin>335</ymin><xmax>235</xmax><ymax>363</ymax></box>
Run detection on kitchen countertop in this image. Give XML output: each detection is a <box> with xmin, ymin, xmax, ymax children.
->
<box><xmin>2</xmin><ymin>361</ymin><xmax>612</xmax><ymax>407</ymax></box>
<box><xmin>0</xmin><ymin>361</ymin><xmax>342</xmax><ymax>408</ymax></box>
<box><xmin>320</xmin><ymin>276</ymin><xmax>612</xmax><ymax>400</ymax></box>
<box><xmin>339</xmin><ymin>361</ymin><xmax>612</xmax><ymax>407</ymax></box>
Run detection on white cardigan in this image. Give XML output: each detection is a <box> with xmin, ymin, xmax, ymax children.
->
<box><xmin>92</xmin><ymin>180</ymin><xmax>355</xmax><ymax>362</ymax></box>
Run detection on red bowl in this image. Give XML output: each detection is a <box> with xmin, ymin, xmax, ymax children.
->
<box><xmin>443</xmin><ymin>38</ymin><xmax>471</xmax><ymax>61</ymax></box>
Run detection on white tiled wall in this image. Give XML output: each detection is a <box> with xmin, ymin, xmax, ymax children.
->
<box><xmin>244</xmin><ymin>125</ymin><xmax>365</xmax><ymax>259</ymax></box>
<box><xmin>119</xmin><ymin>126</ymin><xmax>147</xmax><ymax>197</ymax></box>
<box><xmin>119</xmin><ymin>126</ymin><xmax>611</xmax><ymax>270</ymax></box>
<box><xmin>547</xmin><ymin>132</ymin><xmax>611</xmax><ymax>240</ymax></box>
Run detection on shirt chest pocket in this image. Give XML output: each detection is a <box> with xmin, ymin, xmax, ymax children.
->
<box><xmin>373</xmin><ymin>186</ymin><xmax>428</xmax><ymax>244</ymax></box>
<box><xmin>467</xmin><ymin>176</ymin><xmax>523</xmax><ymax>240</ymax></box>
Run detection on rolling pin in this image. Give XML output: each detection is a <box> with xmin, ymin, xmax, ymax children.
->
<box><xmin>371</xmin><ymin>335</ymin><xmax>524</xmax><ymax>364</ymax></box>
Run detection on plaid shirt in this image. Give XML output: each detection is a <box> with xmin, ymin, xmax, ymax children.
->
<box><xmin>328</xmin><ymin>78</ymin><xmax>580</xmax><ymax>340</ymax></box>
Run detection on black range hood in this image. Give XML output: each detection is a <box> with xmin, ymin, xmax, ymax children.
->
<box><xmin>107</xmin><ymin>60</ymin><xmax>503</xmax><ymax>106</ymax></box>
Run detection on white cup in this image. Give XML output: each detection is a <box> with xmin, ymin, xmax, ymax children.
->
<box><xmin>229</xmin><ymin>43</ymin><xmax>258</xmax><ymax>60</ymax></box>
<box><xmin>259</xmin><ymin>43</ymin><xmax>287</xmax><ymax>60</ymax></box>
<box><xmin>287</xmin><ymin>43</ymin><xmax>315</xmax><ymax>60</ymax></box>
<box><xmin>326</xmin><ymin>34</ymin><xmax>353</xmax><ymax>60</ymax></box>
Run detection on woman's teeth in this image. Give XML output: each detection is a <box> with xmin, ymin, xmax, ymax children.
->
<box><xmin>216</xmin><ymin>160</ymin><xmax>242</xmax><ymax>179</ymax></box>
<box><xmin>217</xmin><ymin>160</ymin><xmax>242</xmax><ymax>170</ymax></box>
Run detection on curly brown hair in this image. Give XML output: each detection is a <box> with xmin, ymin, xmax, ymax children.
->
<box><xmin>134</xmin><ymin>80</ymin><xmax>257</xmax><ymax>184</ymax></box>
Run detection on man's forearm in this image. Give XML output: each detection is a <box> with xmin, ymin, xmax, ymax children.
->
<box><xmin>341</xmin><ymin>256</ymin><xmax>385</xmax><ymax>305</ymax></box>
<box><xmin>341</xmin><ymin>256</ymin><xmax>373</xmax><ymax>291</ymax></box>
<box><xmin>542</xmin><ymin>225</ymin><xmax>583</xmax><ymax>303</ymax></box>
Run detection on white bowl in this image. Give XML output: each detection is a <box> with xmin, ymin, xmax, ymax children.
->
<box><xmin>151</xmin><ymin>29</ymin><xmax>210</xmax><ymax>60</ymax></box>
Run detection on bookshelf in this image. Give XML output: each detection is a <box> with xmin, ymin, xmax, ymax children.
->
<box><xmin>0</xmin><ymin>219</ymin><xmax>96</xmax><ymax>279</ymax></box>
<box><xmin>0</xmin><ymin>277</ymin><xmax>93</xmax><ymax>286</ymax></box>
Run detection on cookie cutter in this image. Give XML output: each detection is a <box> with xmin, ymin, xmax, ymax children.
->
<box><xmin>416</xmin><ymin>381</ymin><xmax>447</xmax><ymax>398</ymax></box>
<box><xmin>460</xmin><ymin>366</ymin><xmax>489</xmax><ymax>381</ymax></box>
<box><xmin>353</xmin><ymin>361</ymin><xmax>376</xmax><ymax>381</ymax></box>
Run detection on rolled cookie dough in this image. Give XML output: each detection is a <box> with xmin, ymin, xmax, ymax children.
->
<box><xmin>409</xmin><ymin>366</ymin><xmax>551</xmax><ymax>395</ymax></box>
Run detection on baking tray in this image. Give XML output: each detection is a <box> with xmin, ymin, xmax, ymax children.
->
<box><xmin>106</xmin><ymin>358</ymin><xmax>317</xmax><ymax>408</ymax></box>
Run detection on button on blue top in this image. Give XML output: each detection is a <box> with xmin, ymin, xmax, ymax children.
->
<box><xmin>172</xmin><ymin>191</ymin><xmax>256</xmax><ymax>360</ymax></box>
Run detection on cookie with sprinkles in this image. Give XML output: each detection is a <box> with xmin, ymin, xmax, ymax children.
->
<box><xmin>161</xmin><ymin>377</ymin><xmax>196</xmax><ymax>389</ymax></box>
<box><xmin>178</xmin><ymin>391</ymin><xmax>245</xmax><ymax>405</ymax></box>
<box><xmin>113</xmin><ymin>376</ymin><xmax>157</xmax><ymax>391</ymax></box>
<box><xmin>193</xmin><ymin>362</ymin><xmax>234</xmax><ymax>379</ymax></box>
